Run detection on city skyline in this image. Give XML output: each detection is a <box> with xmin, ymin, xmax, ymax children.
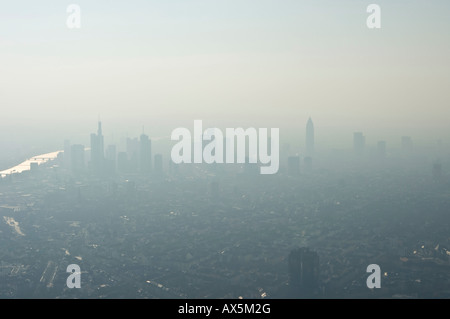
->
<box><xmin>1</xmin><ymin>112</ymin><xmax>449</xmax><ymax>299</ymax></box>
<box><xmin>3</xmin><ymin>114</ymin><xmax>447</xmax><ymax>176</ymax></box>
<box><xmin>1</xmin><ymin>1</ymin><xmax>450</xmax><ymax>301</ymax></box>
<box><xmin>1</xmin><ymin>1</ymin><xmax>450</xmax><ymax>154</ymax></box>
<box><xmin>63</xmin><ymin>117</ymin><xmax>446</xmax><ymax>155</ymax></box>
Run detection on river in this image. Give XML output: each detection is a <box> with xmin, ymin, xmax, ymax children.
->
<box><xmin>0</xmin><ymin>150</ymin><xmax>62</xmax><ymax>178</ymax></box>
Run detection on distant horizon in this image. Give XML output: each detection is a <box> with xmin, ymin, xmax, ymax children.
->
<box><xmin>1</xmin><ymin>1</ymin><xmax>450</xmax><ymax>157</ymax></box>
<box><xmin>1</xmin><ymin>116</ymin><xmax>449</xmax><ymax>174</ymax></box>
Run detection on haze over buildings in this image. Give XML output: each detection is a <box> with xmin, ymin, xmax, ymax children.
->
<box><xmin>1</xmin><ymin>116</ymin><xmax>450</xmax><ymax>298</ymax></box>
<box><xmin>0</xmin><ymin>1</ymin><xmax>450</xmax><ymax>299</ymax></box>
<box><xmin>0</xmin><ymin>1</ymin><xmax>450</xmax><ymax>156</ymax></box>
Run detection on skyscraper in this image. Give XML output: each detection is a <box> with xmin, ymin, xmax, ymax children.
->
<box><xmin>105</xmin><ymin>145</ymin><xmax>116</xmax><ymax>163</ymax></box>
<box><xmin>105</xmin><ymin>144</ymin><xmax>117</xmax><ymax>174</ymax></box>
<box><xmin>353</xmin><ymin>132</ymin><xmax>365</xmax><ymax>155</ymax></box>
<box><xmin>140</xmin><ymin>133</ymin><xmax>152</xmax><ymax>174</ymax></box>
<box><xmin>126</xmin><ymin>137</ymin><xmax>139</xmax><ymax>172</ymax></box>
<box><xmin>117</xmin><ymin>152</ymin><xmax>128</xmax><ymax>173</ymax></box>
<box><xmin>90</xmin><ymin>122</ymin><xmax>105</xmax><ymax>174</ymax></box>
<box><xmin>288</xmin><ymin>247</ymin><xmax>320</xmax><ymax>296</ymax></box>
<box><xmin>305</xmin><ymin>118</ymin><xmax>314</xmax><ymax>155</ymax></box>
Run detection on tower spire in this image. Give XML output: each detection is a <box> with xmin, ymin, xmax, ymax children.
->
<box><xmin>306</xmin><ymin>117</ymin><xmax>314</xmax><ymax>155</ymax></box>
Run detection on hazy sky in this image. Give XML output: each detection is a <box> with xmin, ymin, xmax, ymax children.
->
<box><xmin>1</xmin><ymin>0</ymin><xmax>449</xmax><ymax>150</ymax></box>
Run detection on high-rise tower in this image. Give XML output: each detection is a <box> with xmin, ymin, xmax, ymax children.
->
<box><xmin>306</xmin><ymin>118</ymin><xmax>314</xmax><ymax>155</ymax></box>
<box><xmin>71</xmin><ymin>144</ymin><xmax>85</xmax><ymax>174</ymax></box>
<box><xmin>288</xmin><ymin>247</ymin><xmax>320</xmax><ymax>296</ymax></box>
<box><xmin>90</xmin><ymin>121</ymin><xmax>105</xmax><ymax>174</ymax></box>
<box><xmin>140</xmin><ymin>133</ymin><xmax>152</xmax><ymax>174</ymax></box>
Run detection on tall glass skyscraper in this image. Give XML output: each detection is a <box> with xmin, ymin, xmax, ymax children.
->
<box><xmin>90</xmin><ymin>121</ymin><xmax>104</xmax><ymax>174</ymax></box>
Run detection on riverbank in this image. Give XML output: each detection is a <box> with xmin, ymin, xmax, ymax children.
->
<box><xmin>0</xmin><ymin>151</ymin><xmax>62</xmax><ymax>178</ymax></box>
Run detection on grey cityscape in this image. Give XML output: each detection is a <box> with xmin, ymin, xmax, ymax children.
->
<box><xmin>1</xmin><ymin>118</ymin><xmax>450</xmax><ymax>298</ymax></box>
<box><xmin>1</xmin><ymin>1</ymin><xmax>450</xmax><ymax>300</ymax></box>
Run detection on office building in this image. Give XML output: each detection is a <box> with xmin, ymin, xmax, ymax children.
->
<box><xmin>90</xmin><ymin>122</ymin><xmax>105</xmax><ymax>174</ymax></box>
<box><xmin>140</xmin><ymin>134</ymin><xmax>152</xmax><ymax>174</ymax></box>
<box><xmin>353</xmin><ymin>132</ymin><xmax>365</xmax><ymax>155</ymax></box>
<box><xmin>71</xmin><ymin>144</ymin><xmax>85</xmax><ymax>174</ymax></box>
<box><xmin>105</xmin><ymin>144</ymin><xmax>117</xmax><ymax>174</ymax></box>
<box><xmin>127</xmin><ymin>137</ymin><xmax>139</xmax><ymax>172</ymax></box>
<box><xmin>117</xmin><ymin>151</ymin><xmax>128</xmax><ymax>173</ymax></box>
<box><xmin>288</xmin><ymin>247</ymin><xmax>320</xmax><ymax>296</ymax></box>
